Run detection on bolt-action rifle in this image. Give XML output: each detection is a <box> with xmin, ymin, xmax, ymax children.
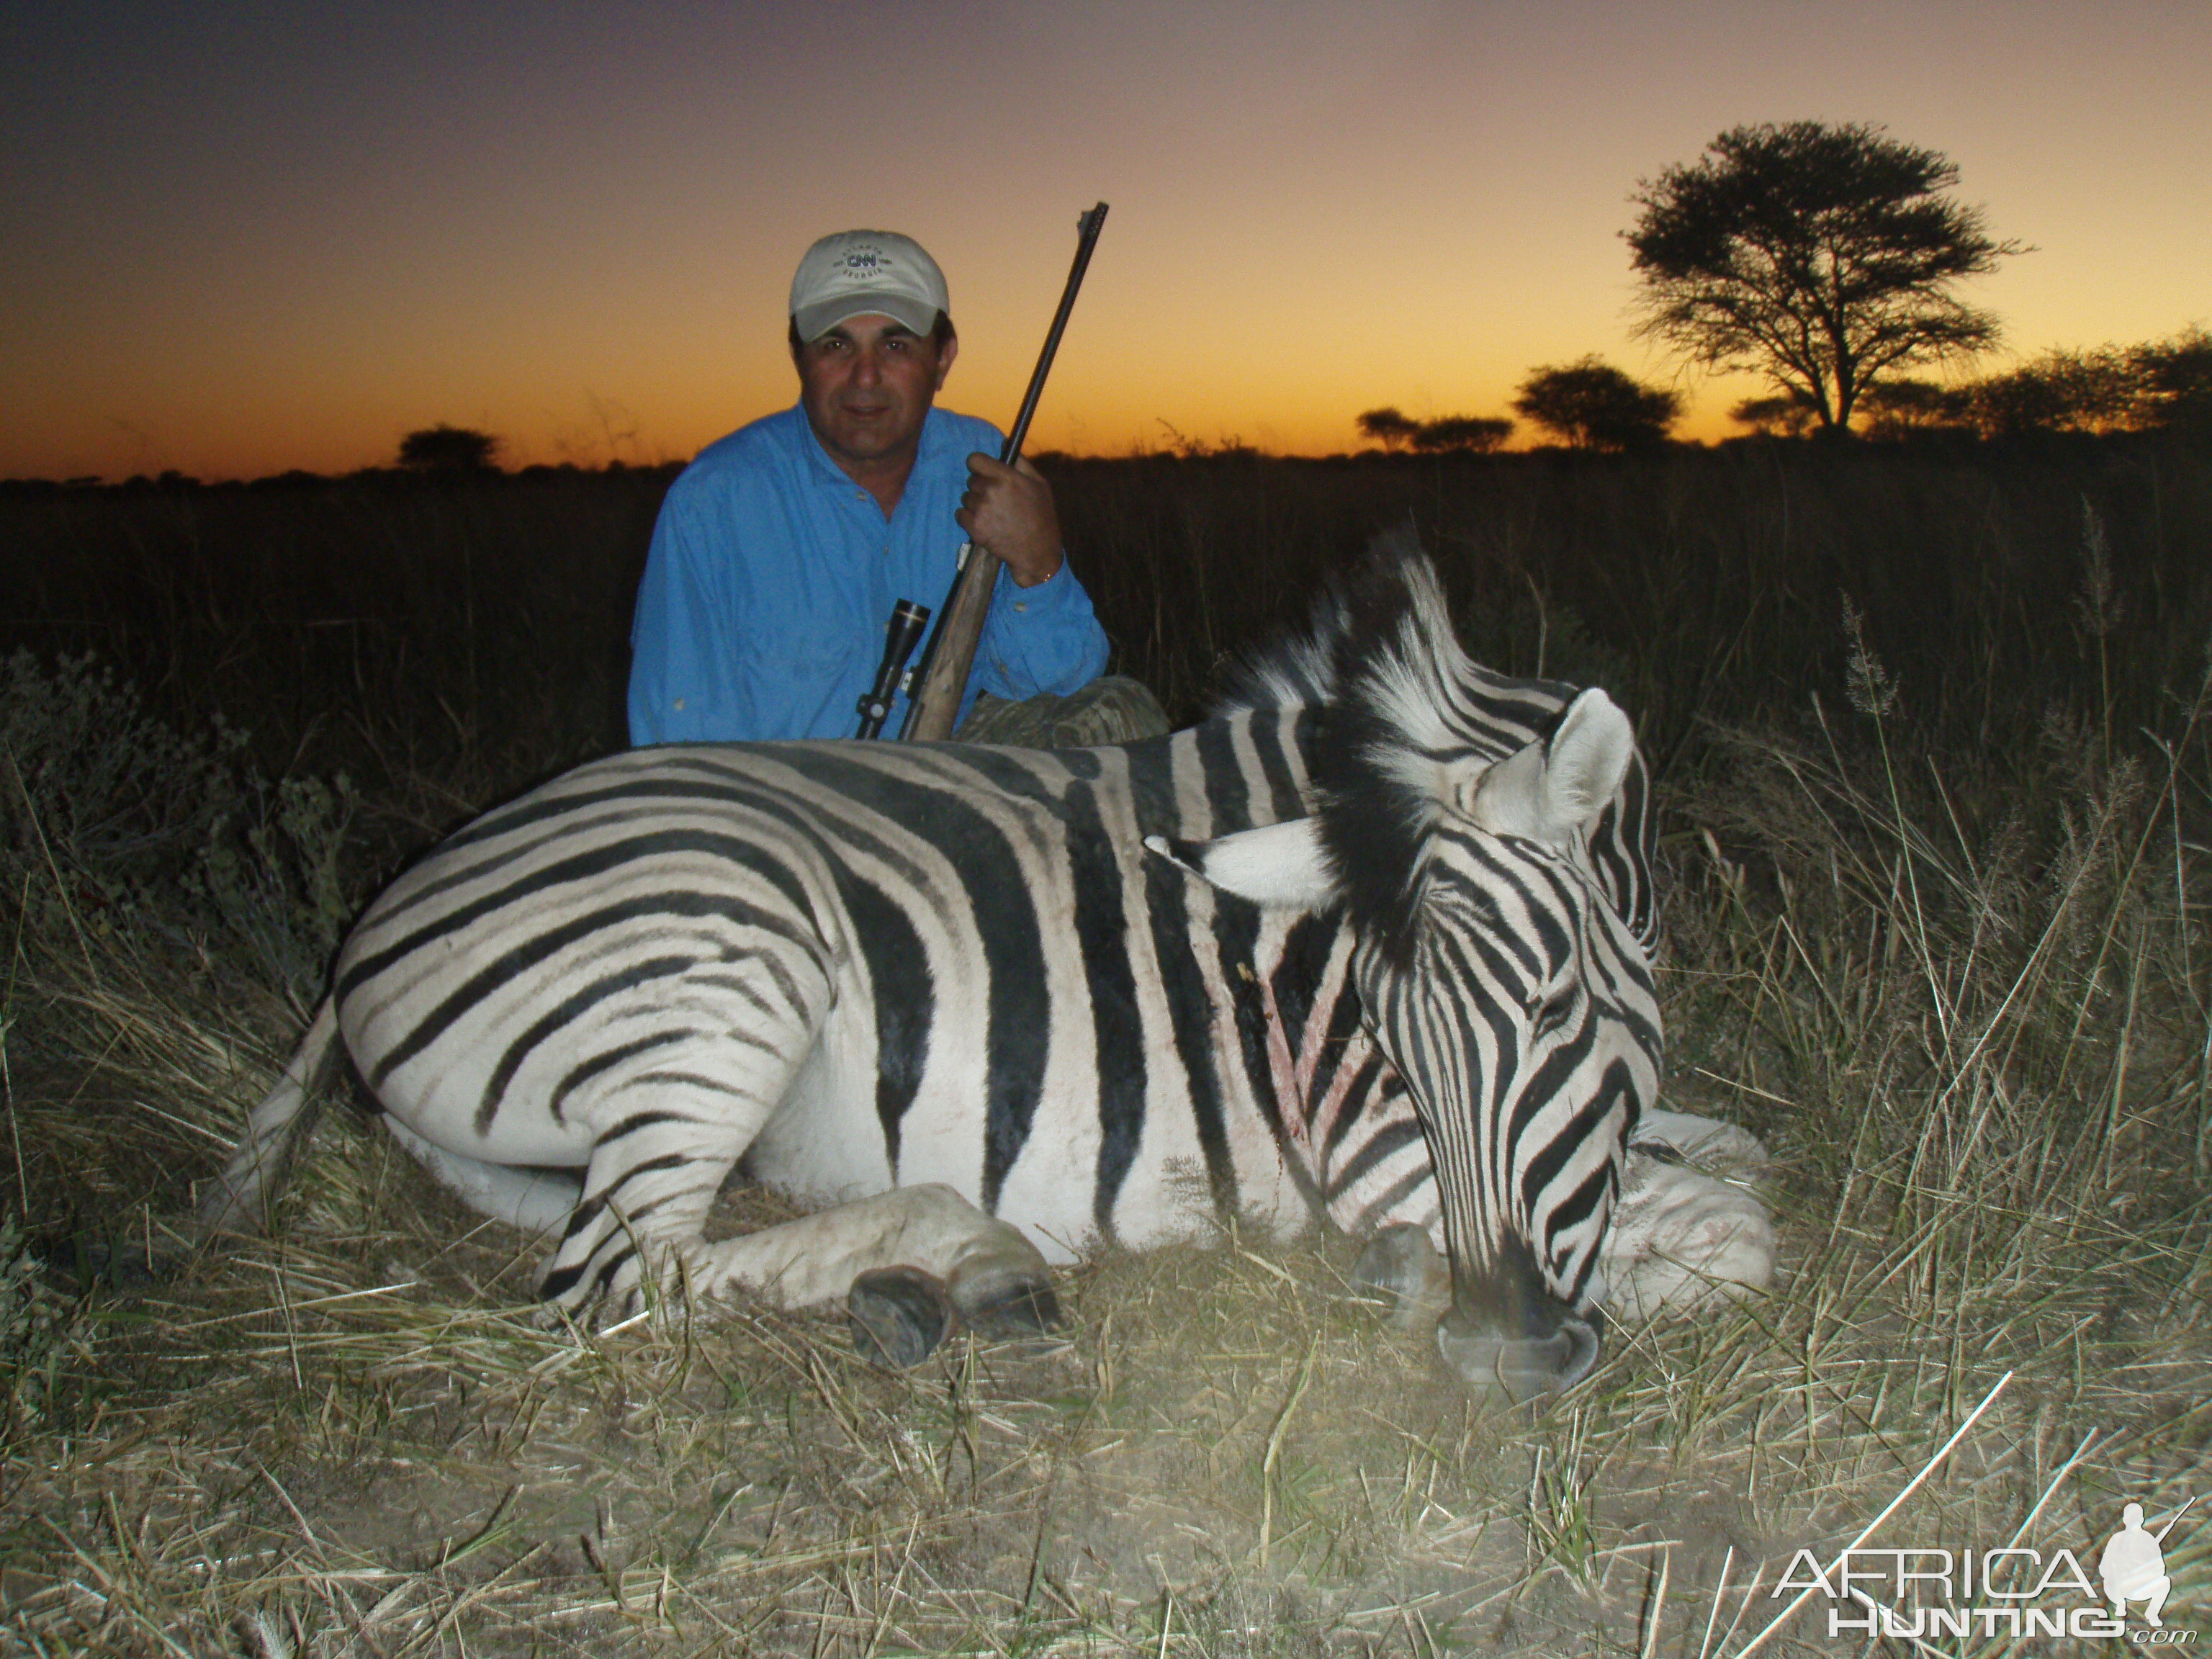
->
<box><xmin>858</xmin><ymin>203</ymin><xmax>1107</xmax><ymax>742</ymax></box>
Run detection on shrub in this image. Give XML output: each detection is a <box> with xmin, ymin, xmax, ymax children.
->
<box><xmin>0</xmin><ymin>650</ymin><xmax>356</xmax><ymax>997</ymax></box>
<box><xmin>1409</xmin><ymin>415</ymin><xmax>1514</xmax><ymax>454</ymax></box>
<box><xmin>1512</xmin><ymin>357</ymin><xmax>1681</xmax><ymax>449</ymax></box>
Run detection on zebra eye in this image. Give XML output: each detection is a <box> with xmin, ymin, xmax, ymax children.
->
<box><xmin>1529</xmin><ymin>986</ymin><xmax>1575</xmax><ymax>1040</ymax></box>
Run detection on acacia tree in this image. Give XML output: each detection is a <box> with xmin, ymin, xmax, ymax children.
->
<box><xmin>1355</xmin><ymin>407</ymin><xmax>1421</xmax><ymax>452</ymax></box>
<box><xmin>1855</xmin><ymin>379</ymin><xmax>1965</xmax><ymax>440</ymax></box>
<box><xmin>1511</xmin><ymin>358</ymin><xmax>1681</xmax><ymax>450</ymax></box>
<box><xmin>1961</xmin><ymin>347</ymin><xmax>2142</xmax><ymax>438</ymax></box>
<box><xmin>397</xmin><ymin>424</ymin><xmax>501</xmax><ymax>473</ymax></box>
<box><xmin>1625</xmin><ymin>122</ymin><xmax>2024</xmax><ymax>431</ymax></box>
<box><xmin>2134</xmin><ymin>327</ymin><xmax>2212</xmax><ymax>430</ymax></box>
<box><xmin>1411</xmin><ymin>415</ymin><xmax>1514</xmax><ymax>454</ymax></box>
<box><xmin>1729</xmin><ymin>391</ymin><xmax>1820</xmax><ymax>439</ymax></box>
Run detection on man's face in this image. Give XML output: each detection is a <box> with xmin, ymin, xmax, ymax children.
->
<box><xmin>793</xmin><ymin>313</ymin><xmax>956</xmax><ymax>475</ymax></box>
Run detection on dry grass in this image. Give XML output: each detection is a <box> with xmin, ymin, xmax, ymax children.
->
<box><xmin>9</xmin><ymin>701</ymin><xmax>2209</xmax><ymax>1659</ymax></box>
<box><xmin>6</xmin><ymin>473</ymin><xmax>2212</xmax><ymax>1650</ymax></box>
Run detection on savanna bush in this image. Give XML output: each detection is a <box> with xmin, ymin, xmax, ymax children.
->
<box><xmin>0</xmin><ymin>649</ymin><xmax>356</xmax><ymax>998</ymax></box>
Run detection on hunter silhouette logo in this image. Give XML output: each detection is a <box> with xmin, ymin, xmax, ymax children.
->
<box><xmin>2103</xmin><ymin>1498</ymin><xmax>2195</xmax><ymax>1629</ymax></box>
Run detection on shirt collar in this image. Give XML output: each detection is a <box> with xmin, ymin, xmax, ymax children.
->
<box><xmin>790</xmin><ymin>403</ymin><xmax>951</xmax><ymax>493</ymax></box>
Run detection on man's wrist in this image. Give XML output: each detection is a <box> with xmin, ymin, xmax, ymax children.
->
<box><xmin>1007</xmin><ymin>549</ymin><xmax>1064</xmax><ymax>588</ymax></box>
<box><xmin>1003</xmin><ymin>552</ymin><xmax>1073</xmax><ymax>608</ymax></box>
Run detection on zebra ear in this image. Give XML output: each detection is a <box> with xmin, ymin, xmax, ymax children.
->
<box><xmin>1143</xmin><ymin>819</ymin><xmax>1341</xmax><ymax>911</ymax></box>
<box><xmin>1466</xmin><ymin>688</ymin><xmax>1635</xmax><ymax>845</ymax></box>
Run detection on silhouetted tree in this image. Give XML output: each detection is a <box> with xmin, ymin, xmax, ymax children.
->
<box><xmin>398</xmin><ymin>424</ymin><xmax>502</xmax><ymax>474</ymax></box>
<box><xmin>1959</xmin><ymin>348</ymin><xmax>2139</xmax><ymax>438</ymax></box>
<box><xmin>1856</xmin><ymin>378</ymin><xmax>1966</xmax><ymax>441</ymax></box>
<box><xmin>2133</xmin><ymin>327</ymin><xmax>2212</xmax><ymax>431</ymax></box>
<box><xmin>1355</xmin><ymin>407</ymin><xmax>1421</xmax><ymax>452</ymax></box>
<box><xmin>1511</xmin><ymin>358</ymin><xmax>1681</xmax><ymax>450</ymax></box>
<box><xmin>1626</xmin><ymin>122</ymin><xmax>2025</xmax><ymax>431</ymax></box>
<box><xmin>1729</xmin><ymin>392</ymin><xmax>1820</xmax><ymax>439</ymax></box>
<box><xmin>1411</xmin><ymin>415</ymin><xmax>1514</xmax><ymax>454</ymax></box>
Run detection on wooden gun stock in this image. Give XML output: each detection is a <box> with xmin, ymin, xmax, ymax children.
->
<box><xmin>899</xmin><ymin>202</ymin><xmax>1107</xmax><ymax>742</ymax></box>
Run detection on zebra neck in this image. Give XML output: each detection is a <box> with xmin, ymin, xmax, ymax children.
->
<box><xmin>1236</xmin><ymin>912</ymin><xmax>1434</xmax><ymax>1241</ymax></box>
<box><xmin>1152</xmin><ymin>706</ymin><xmax>1435</xmax><ymax>1244</ymax></box>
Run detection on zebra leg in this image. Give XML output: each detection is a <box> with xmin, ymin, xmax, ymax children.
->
<box><xmin>503</xmin><ymin>982</ymin><xmax>1049</xmax><ymax>1344</ymax></box>
<box><xmin>536</xmin><ymin>1114</ymin><xmax>759</xmax><ymax>1322</ymax></box>
<box><xmin>670</xmin><ymin>1184</ymin><xmax>1057</xmax><ymax>1364</ymax></box>
<box><xmin>1604</xmin><ymin>1105</ymin><xmax>1776</xmax><ymax>1317</ymax></box>
<box><xmin>543</xmin><ymin>1111</ymin><xmax>1058</xmax><ymax>1354</ymax></box>
<box><xmin>1630</xmin><ymin>1107</ymin><xmax>1769</xmax><ymax>1172</ymax></box>
<box><xmin>1601</xmin><ymin>1151</ymin><xmax>1776</xmax><ymax>1320</ymax></box>
<box><xmin>378</xmin><ymin>1112</ymin><xmax>580</xmax><ymax>1236</ymax></box>
<box><xmin>535</xmin><ymin>953</ymin><xmax>843</xmax><ymax>1321</ymax></box>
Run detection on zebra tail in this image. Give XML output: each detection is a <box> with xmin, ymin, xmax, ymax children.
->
<box><xmin>197</xmin><ymin>999</ymin><xmax>342</xmax><ymax>1237</ymax></box>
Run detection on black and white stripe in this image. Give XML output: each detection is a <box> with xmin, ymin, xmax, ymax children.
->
<box><xmin>204</xmin><ymin>541</ymin><xmax>1661</xmax><ymax>1362</ymax></box>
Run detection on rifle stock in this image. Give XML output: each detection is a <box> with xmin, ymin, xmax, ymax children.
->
<box><xmin>900</xmin><ymin>546</ymin><xmax>1002</xmax><ymax>741</ymax></box>
<box><xmin>899</xmin><ymin>202</ymin><xmax>1107</xmax><ymax>742</ymax></box>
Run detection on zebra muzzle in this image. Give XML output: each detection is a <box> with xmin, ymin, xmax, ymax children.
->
<box><xmin>1434</xmin><ymin>1302</ymin><xmax>1603</xmax><ymax>1402</ymax></box>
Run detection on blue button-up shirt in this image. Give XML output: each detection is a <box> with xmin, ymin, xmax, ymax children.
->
<box><xmin>627</xmin><ymin>404</ymin><xmax>1110</xmax><ymax>744</ymax></box>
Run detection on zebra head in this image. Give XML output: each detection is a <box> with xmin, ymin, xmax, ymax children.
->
<box><xmin>1159</xmin><ymin>548</ymin><xmax>1661</xmax><ymax>1397</ymax></box>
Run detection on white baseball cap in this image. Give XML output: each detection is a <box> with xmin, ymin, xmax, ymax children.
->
<box><xmin>789</xmin><ymin>230</ymin><xmax>950</xmax><ymax>343</ymax></box>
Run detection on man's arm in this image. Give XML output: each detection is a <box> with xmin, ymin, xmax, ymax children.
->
<box><xmin>628</xmin><ymin>486</ymin><xmax>734</xmax><ymax>745</ymax></box>
<box><xmin>974</xmin><ymin>551</ymin><xmax>1110</xmax><ymax>702</ymax></box>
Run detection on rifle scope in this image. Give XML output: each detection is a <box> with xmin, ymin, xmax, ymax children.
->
<box><xmin>853</xmin><ymin>598</ymin><xmax>933</xmax><ymax>739</ymax></box>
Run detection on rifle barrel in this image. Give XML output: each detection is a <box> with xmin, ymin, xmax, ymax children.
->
<box><xmin>999</xmin><ymin>202</ymin><xmax>1108</xmax><ymax>467</ymax></box>
<box><xmin>897</xmin><ymin>203</ymin><xmax>1108</xmax><ymax>742</ymax></box>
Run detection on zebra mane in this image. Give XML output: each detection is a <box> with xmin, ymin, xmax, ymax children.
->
<box><xmin>1220</xmin><ymin>531</ymin><xmax>1566</xmax><ymax>964</ymax></box>
<box><xmin>1209</xmin><ymin>600</ymin><xmax>1345</xmax><ymax>716</ymax></box>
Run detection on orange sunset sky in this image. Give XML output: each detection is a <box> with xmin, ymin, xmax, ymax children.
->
<box><xmin>4</xmin><ymin>1</ymin><xmax>2207</xmax><ymax>482</ymax></box>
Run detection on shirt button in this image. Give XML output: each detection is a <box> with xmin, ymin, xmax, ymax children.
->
<box><xmin>673</xmin><ymin>698</ymin><xmax>685</xmax><ymax>711</ymax></box>
<box><xmin>1013</xmin><ymin>602</ymin><xmax>1028</xmax><ymax>613</ymax></box>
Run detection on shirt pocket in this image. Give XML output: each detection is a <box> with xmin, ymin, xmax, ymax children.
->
<box><xmin>737</xmin><ymin>621</ymin><xmax>859</xmax><ymax>679</ymax></box>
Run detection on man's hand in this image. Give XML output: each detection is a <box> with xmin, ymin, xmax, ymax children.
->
<box><xmin>958</xmin><ymin>454</ymin><xmax>1063</xmax><ymax>587</ymax></box>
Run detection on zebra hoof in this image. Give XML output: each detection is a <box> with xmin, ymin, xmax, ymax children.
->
<box><xmin>848</xmin><ymin>1267</ymin><xmax>955</xmax><ymax>1367</ymax></box>
<box><xmin>956</xmin><ymin>1272</ymin><xmax>1063</xmax><ymax>1337</ymax></box>
<box><xmin>1353</xmin><ymin>1223</ymin><xmax>1448</xmax><ymax>1330</ymax></box>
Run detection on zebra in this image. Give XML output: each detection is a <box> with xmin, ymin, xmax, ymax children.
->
<box><xmin>202</xmin><ymin>541</ymin><xmax>1773</xmax><ymax>1398</ymax></box>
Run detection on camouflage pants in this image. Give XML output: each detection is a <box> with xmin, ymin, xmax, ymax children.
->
<box><xmin>951</xmin><ymin>675</ymin><xmax>1171</xmax><ymax>748</ymax></box>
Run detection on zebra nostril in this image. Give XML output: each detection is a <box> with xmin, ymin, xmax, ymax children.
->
<box><xmin>1552</xmin><ymin>1315</ymin><xmax>1602</xmax><ymax>1388</ymax></box>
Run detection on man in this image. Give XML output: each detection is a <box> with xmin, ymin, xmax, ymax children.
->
<box><xmin>629</xmin><ymin>229</ymin><xmax>1156</xmax><ymax>747</ymax></box>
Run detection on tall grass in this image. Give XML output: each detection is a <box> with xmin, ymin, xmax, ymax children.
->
<box><xmin>1054</xmin><ymin>433</ymin><xmax>2212</xmax><ymax>778</ymax></box>
<box><xmin>7</xmin><ymin>431</ymin><xmax>2209</xmax><ymax>797</ymax></box>
<box><xmin>2</xmin><ymin>430</ymin><xmax>2208</xmax><ymax>1651</ymax></box>
<box><xmin>3</xmin><ymin>467</ymin><xmax>662</xmax><ymax>821</ymax></box>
